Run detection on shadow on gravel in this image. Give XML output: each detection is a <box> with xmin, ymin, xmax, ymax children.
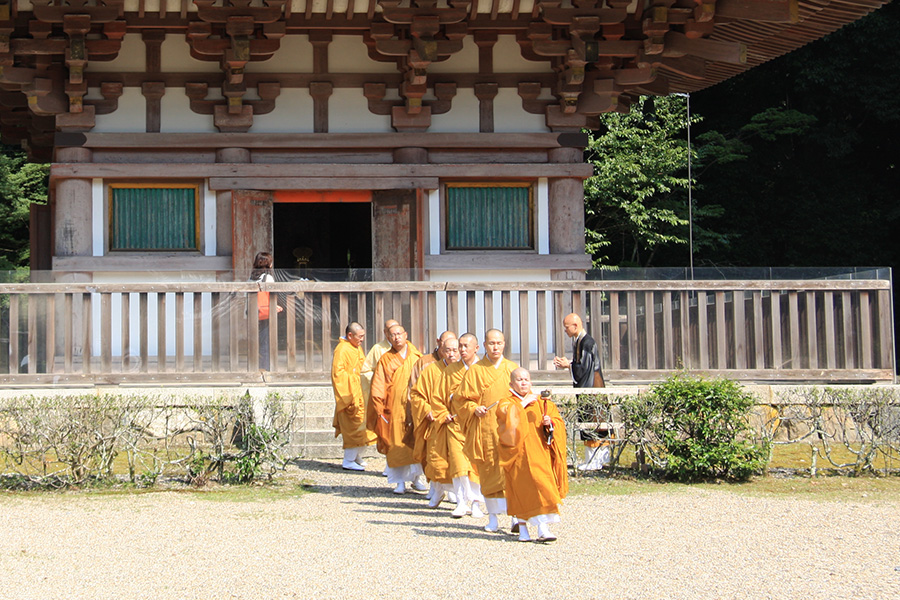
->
<box><xmin>367</xmin><ymin>519</ymin><xmax>508</xmax><ymax>541</ymax></box>
<box><xmin>290</xmin><ymin>458</ymin><xmax>385</xmax><ymax>476</ymax></box>
<box><xmin>354</xmin><ymin>506</ymin><xmax>453</xmax><ymax>518</ymax></box>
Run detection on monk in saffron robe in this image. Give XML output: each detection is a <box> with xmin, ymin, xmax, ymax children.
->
<box><xmin>410</xmin><ymin>336</ymin><xmax>459</xmax><ymax>507</ymax></box>
<box><xmin>408</xmin><ymin>330</ymin><xmax>456</xmax><ymax>391</ymax></box>
<box><xmin>407</xmin><ymin>329</ymin><xmax>456</xmax><ymax>503</ymax></box>
<box><xmin>368</xmin><ymin>324</ymin><xmax>424</xmax><ymax>494</ymax></box>
<box><xmin>439</xmin><ymin>333</ymin><xmax>485</xmax><ymax>518</ymax></box>
<box><xmin>497</xmin><ymin>368</ymin><xmax>568</xmax><ymax>542</ymax></box>
<box><xmin>456</xmin><ymin>329</ymin><xmax>519</xmax><ymax>532</ymax></box>
<box><xmin>331</xmin><ymin>322</ymin><xmax>377</xmax><ymax>470</ymax></box>
<box><xmin>360</xmin><ymin>319</ymin><xmax>399</xmax><ymax>406</ymax></box>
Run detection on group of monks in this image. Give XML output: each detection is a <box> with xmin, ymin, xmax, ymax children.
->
<box><xmin>331</xmin><ymin>319</ymin><xmax>569</xmax><ymax>543</ymax></box>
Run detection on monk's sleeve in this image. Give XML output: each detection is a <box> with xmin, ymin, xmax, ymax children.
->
<box><xmin>547</xmin><ymin>400</ymin><xmax>569</xmax><ymax>498</ymax></box>
<box><xmin>409</xmin><ymin>373</ymin><xmax>432</xmax><ymax>427</ymax></box>
<box><xmin>360</xmin><ymin>346</ymin><xmax>380</xmax><ymax>399</ymax></box>
<box><xmin>497</xmin><ymin>399</ymin><xmax>524</xmax><ymax>468</ymax></box>
<box><xmin>367</xmin><ymin>359</ymin><xmax>388</xmax><ymax>432</ymax></box>
<box><xmin>331</xmin><ymin>348</ymin><xmax>355</xmax><ymax>412</ymax></box>
<box><xmin>428</xmin><ymin>375</ymin><xmax>451</xmax><ymax>423</ymax></box>
<box><xmin>454</xmin><ymin>368</ymin><xmax>481</xmax><ymax>425</ymax></box>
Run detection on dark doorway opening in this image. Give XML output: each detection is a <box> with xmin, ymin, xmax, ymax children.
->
<box><xmin>272</xmin><ymin>201</ymin><xmax>372</xmax><ymax>275</ymax></box>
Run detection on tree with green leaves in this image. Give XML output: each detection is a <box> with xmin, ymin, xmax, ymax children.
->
<box><xmin>0</xmin><ymin>146</ymin><xmax>49</xmax><ymax>274</ymax></box>
<box><xmin>689</xmin><ymin>1</ymin><xmax>900</xmax><ymax>270</ymax></box>
<box><xmin>583</xmin><ymin>95</ymin><xmax>727</xmax><ymax>268</ymax></box>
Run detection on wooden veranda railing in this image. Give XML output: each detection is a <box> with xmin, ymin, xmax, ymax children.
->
<box><xmin>0</xmin><ymin>279</ymin><xmax>894</xmax><ymax>385</ymax></box>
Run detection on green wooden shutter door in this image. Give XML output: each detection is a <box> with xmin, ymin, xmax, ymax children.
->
<box><xmin>447</xmin><ymin>186</ymin><xmax>531</xmax><ymax>249</ymax></box>
<box><xmin>111</xmin><ymin>188</ymin><xmax>197</xmax><ymax>250</ymax></box>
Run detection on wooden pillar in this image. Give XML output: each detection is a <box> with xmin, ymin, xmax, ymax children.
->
<box><xmin>548</xmin><ymin>146</ymin><xmax>588</xmax><ymax>280</ymax></box>
<box><xmin>216</xmin><ymin>147</ymin><xmax>250</xmax><ymax>264</ymax></box>
<box><xmin>53</xmin><ymin>147</ymin><xmax>93</xmax><ymax>259</ymax></box>
<box><xmin>53</xmin><ymin>147</ymin><xmax>94</xmax><ymax>362</ymax></box>
<box><xmin>372</xmin><ymin>190</ymin><xmax>418</xmax><ymax>281</ymax></box>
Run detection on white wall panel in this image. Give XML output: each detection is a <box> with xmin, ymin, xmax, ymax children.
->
<box><xmin>329</xmin><ymin>35</ymin><xmax>399</xmax><ymax>74</ymax></box>
<box><xmin>162</xmin><ymin>34</ymin><xmax>221</xmax><ymax>73</ymax></box>
<box><xmin>250</xmin><ymin>89</ymin><xmax>315</xmax><ymax>133</ymax></box>
<box><xmin>329</xmin><ymin>88</ymin><xmax>392</xmax><ymax>132</ymax></box>
<box><xmin>88</xmin><ymin>34</ymin><xmax>145</xmax><ymax>73</ymax></box>
<box><xmin>428</xmin><ymin>37</ymin><xmax>479</xmax><ymax>73</ymax></box>
<box><xmin>250</xmin><ymin>35</ymin><xmax>314</xmax><ymax>73</ymax></box>
<box><xmin>429</xmin><ymin>88</ymin><xmax>479</xmax><ymax>133</ymax></box>
<box><xmin>493</xmin><ymin>34</ymin><xmax>551</xmax><ymax>74</ymax></box>
<box><xmin>494</xmin><ymin>87</ymin><xmax>548</xmax><ymax>133</ymax></box>
<box><xmin>92</xmin><ymin>87</ymin><xmax>145</xmax><ymax>132</ymax></box>
<box><xmin>161</xmin><ymin>88</ymin><xmax>219</xmax><ymax>133</ymax></box>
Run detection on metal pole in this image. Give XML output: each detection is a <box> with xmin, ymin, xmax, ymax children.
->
<box><xmin>686</xmin><ymin>93</ymin><xmax>694</xmax><ymax>281</ymax></box>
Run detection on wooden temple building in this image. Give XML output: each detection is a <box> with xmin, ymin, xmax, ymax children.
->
<box><xmin>0</xmin><ymin>0</ymin><xmax>887</xmax><ymax>284</ymax></box>
<box><xmin>0</xmin><ymin>0</ymin><xmax>893</xmax><ymax>391</ymax></box>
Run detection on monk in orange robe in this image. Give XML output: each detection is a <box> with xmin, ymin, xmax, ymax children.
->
<box><xmin>410</xmin><ymin>336</ymin><xmax>459</xmax><ymax>507</ymax></box>
<box><xmin>407</xmin><ymin>330</ymin><xmax>456</xmax><ymax>504</ymax></box>
<box><xmin>368</xmin><ymin>324</ymin><xmax>424</xmax><ymax>494</ymax></box>
<box><xmin>497</xmin><ymin>367</ymin><xmax>568</xmax><ymax>542</ymax></box>
<box><xmin>360</xmin><ymin>319</ymin><xmax>399</xmax><ymax>407</ymax></box>
<box><xmin>408</xmin><ymin>330</ymin><xmax>456</xmax><ymax>391</ymax></box>
<box><xmin>456</xmin><ymin>329</ymin><xmax>519</xmax><ymax>532</ymax></box>
<box><xmin>439</xmin><ymin>333</ymin><xmax>485</xmax><ymax>518</ymax></box>
<box><xmin>331</xmin><ymin>322</ymin><xmax>377</xmax><ymax>470</ymax></box>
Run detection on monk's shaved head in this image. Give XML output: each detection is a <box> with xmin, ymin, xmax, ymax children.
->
<box><xmin>510</xmin><ymin>367</ymin><xmax>530</xmax><ymax>383</ymax></box>
<box><xmin>383</xmin><ymin>319</ymin><xmax>399</xmax><ymax>339</ymax></box>
<box><xmin>484</xmin><ymin>329</ymin><xmax>506</xmax><ymax>363</ymax></box>
<box><xmin>485</xmin><ymin>328</ymin><xmax>505</xmax><ymax>341</ymax></box>
<box><xmin>509</xmin><ymin>367</ymin><xmax>532</xmax><ymax>396</ymax></box>
<box><xmin>458</xmin><ymin>333</ymin><xmax>479</xmax><ymax>365</ymax></box>
<box><xmin>563</xmin><ymin>313</ymin><xmax>583</xmax><ymax>338</ymax></box>
<box><xmin>345</xmin><ymin>322</ymin><xmax>365</xmax><ymax>347</ymax></box>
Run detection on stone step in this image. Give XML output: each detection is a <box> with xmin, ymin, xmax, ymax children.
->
<box><xmin>294</xmin><ymin>401</ymin><xmax>337</xmax><ymax>418</ymax></box>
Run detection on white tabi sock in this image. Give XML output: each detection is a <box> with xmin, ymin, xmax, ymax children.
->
<box><xmin>484</xmin><ymin>513</ymin><xmax>499</xmax><ymax>533</ymax></box>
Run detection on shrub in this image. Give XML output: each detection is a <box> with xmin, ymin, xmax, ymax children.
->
<box><xmin>648</xmin><ymin>373</ymin><xmax>769</xmax><ymax>481</ymax></box>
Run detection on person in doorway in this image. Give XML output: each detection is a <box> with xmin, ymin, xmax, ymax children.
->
<box><xmin>368</xmin><ymin>324</ymin><xmax>425</xmax><ymax>494</ymax></box>
<box><xmin>497</xmin><ymin>368</ymin><xmax>568</xmax><ymax>543</ymax></box>
<box><xmin>332</xmin><ymin>322</ymin><xmax>378</xmax><ymax>470</ymax></box>
<box><xmin>250</xmin><ymin>251</ymin><xmax>282</xmax><ymax>371</ymax></box>
<box><xmin>553</xmin><ymin>312</ymin><xmax>609</xmax><ymax>470</ymax></box>
<box><xmin>456</xmin><ymin>329</ymin><xmax>519</xmax><ymax>532</ymax></box>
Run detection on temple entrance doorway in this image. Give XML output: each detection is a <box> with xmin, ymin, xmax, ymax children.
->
<box><xmin>272</xmin><ymin>191</ymin><xmax>372</xmax><ymax>278</ymax></box>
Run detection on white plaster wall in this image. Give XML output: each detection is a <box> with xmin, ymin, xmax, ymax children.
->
<box><xmin>329</xmin><ymin>35</ymin><xmax>399</xmax><ymax>74</ymax></box>
<box><xmin>122</xmin><ymin>0</ymin><xmax>197</xmax><ymax>13</ymax></box>
<box><xmin>161</xmin><ymin>87</ymin><xmax>219</xmax><ymax>133</ymax></box>
<box><xmin>494</xmin><ymin>87</ymin><xmax>548</xmax><ymax>133</ymax></box>
<box><xmin>493</xmin><ymin>34</ymin><xmax>551</xmax><ymax>74</ymax></box>
<box><xmin>329</xmin><ymin>88</ymin><xmax>392</xmax><ymax>133</ymax></box>
<box><xmin>250</xmin><ymin>89</ymin><xmax>315</xmax><ymax>133</ymax></box>
<box><xmin>92</xmin><ymin>87</ymin><xmax>145</xmax><ymax>133</ymax></box>
<box><xmin>428</xmin><ymin>37</ymin><xmax>479</xmax><ymax>74</ymax></box>
<box><xmin>250</xmin><ymin>35</ymin><xmax>313</xmax><ymax>73</ymax></box>
<box><xmin>429</xmin><ymin>88</ymin><xmax>480</xmax><ymax>133</ymax></box>
<box><xmin>88</xmin><ymin>34</ymin><xmax>145</xmax><ymax>73</ymax></box>
<box><xmin>162</xmin><ymin>34</ymin><xmax>221</xmax><ymax>73</ymax></box>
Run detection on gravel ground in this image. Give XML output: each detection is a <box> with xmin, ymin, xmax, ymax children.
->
<box><xmin>1</xmin><ymin>459</ymin><xmax>898</xmax><ymax>600</ymax></box>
